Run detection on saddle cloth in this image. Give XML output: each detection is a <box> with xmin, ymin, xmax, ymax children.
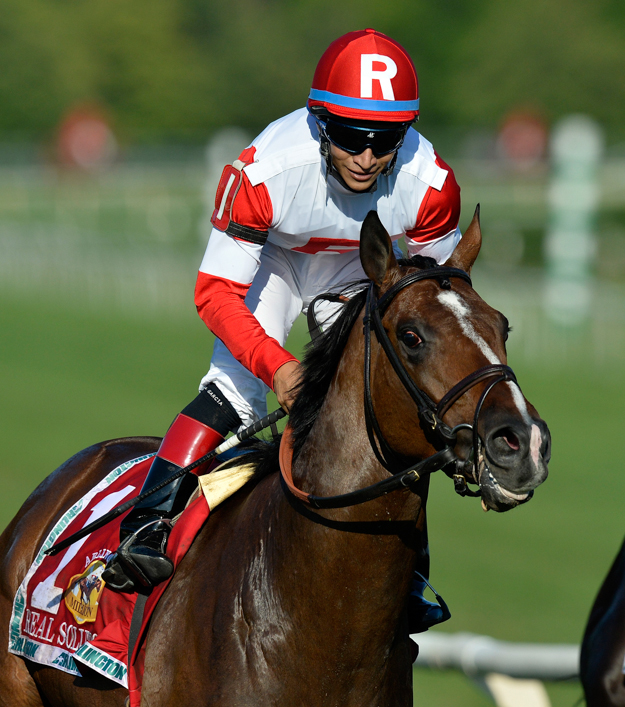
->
<box><xmin>9</xmin><ymin>452</ymin><xmax>255</xmax><ymax>706</ymax></box>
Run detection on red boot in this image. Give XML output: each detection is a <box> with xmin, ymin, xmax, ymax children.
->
<box><xmin>102</xmin><ymin>384</ymin><xmax>241</xmax><ymax>591</ymax></box>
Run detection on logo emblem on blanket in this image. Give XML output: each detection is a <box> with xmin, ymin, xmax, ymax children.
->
<box><xmin>64</xmin><ymin>559</ymin><xmax>106</xmax><ymax>624</ymax></box>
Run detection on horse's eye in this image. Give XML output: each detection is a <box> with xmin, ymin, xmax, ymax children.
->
<box><xmin>400</xmin><ymin>330</ymin><xmax>422</xmax><ymax>348</ymax></box>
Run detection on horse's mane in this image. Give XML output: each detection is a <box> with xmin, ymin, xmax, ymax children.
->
<box><xmin>221</xmin><ymin>253</ymin><xmax>438</xmax><ymax>478</ymax></box>
<box><xmin>288</xmin><ymin>286</ymin><xmax>369</xmax><ymax>460</ymax></box>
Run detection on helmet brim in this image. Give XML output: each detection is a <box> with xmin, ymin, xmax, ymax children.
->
<box><xmin>307</xmin><ymin>98</ymin><xmax>418</xmax><ymax>124</ymax></box>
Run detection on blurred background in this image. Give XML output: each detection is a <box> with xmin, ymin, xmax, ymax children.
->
<box><xmin>1</xmin><ymin>0</ymin><xmax>625</xmax><ymax>704</ymax></box>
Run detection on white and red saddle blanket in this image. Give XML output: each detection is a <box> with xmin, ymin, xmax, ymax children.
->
<box><xmin>9</xmin><ymin>453</ymin><xmax>212</xmax><ymax>706</ymax></box>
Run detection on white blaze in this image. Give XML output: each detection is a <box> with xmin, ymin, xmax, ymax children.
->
<box><xmin>360</xmin><ymin>54</ymin><xmax>397</xmax><ymax>100</ymax></box>
<box><xmin>437</xmin><ymin>291</ymin><xmax>531</xmax><ymax>424</ymax></box>
<box><xmin>530</xmin><ymin>424</ymin><xmax>542</xmax><ymax>468</ymax></box>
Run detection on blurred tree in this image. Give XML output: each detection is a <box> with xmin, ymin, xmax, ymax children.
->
<box><xmin>175</xmin><ymin>0</ymin><xmax>488</xmax><ymax>137</ymax></box>
<box><xmin>0</xmin><ymin>0</ymin><xmax>208</xmax><ymax>141</ymax></box>
<box><xmin>0</xmin><ymin>0</ymin><xmax>623</xmax><ymax>143</ymax></box>
<box><xmin>447</xmin><ymin>0</ymin><xmax>625</xmax><ymax>137</ymax></box>
<box><xmin>180</xmin><ymin>0</ymin><xmax>383</xmax><ymax>134</ymax></box>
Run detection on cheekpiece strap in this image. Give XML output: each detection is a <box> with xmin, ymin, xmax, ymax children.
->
<box><xmin>436</xmin><ymin>364</ymin><xmax>517</xmax><ymax>420</ymax></box>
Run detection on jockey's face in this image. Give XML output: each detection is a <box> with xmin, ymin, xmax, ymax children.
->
<box><xmin>329</xmin><ymin>143</ymin><xmax>395</xmax><ymax>192</ymax></box>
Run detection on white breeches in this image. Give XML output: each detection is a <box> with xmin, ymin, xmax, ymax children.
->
<box><xmin>200</xmin><ymin>242</ymin><xmax>368</xmax><ymax>427</ymax></box>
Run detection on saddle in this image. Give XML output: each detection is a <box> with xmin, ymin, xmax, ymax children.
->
<box><xmin>8</xmin><ymin>454</ymin><xmax>256</xmax><ymax>707</ymax></box>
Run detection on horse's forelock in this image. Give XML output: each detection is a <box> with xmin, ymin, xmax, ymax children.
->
<box><xmin>397</xmin><ymin>254</ymin><xmax>439</xmax><ymax>270</ymax></box>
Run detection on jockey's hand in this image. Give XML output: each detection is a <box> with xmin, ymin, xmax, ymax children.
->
<box><xmin>274</xmin><ymin>360</ymin><xmax>301</xmax><ymax>413</ymax></box>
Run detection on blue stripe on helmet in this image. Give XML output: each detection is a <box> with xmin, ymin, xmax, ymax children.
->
<box><xmin>308</xmin><ymin>89</ymin><xmax>419</xmax><ymax>113</ymax></box>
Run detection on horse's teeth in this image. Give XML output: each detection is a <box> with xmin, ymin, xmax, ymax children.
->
<box><xmin>477</xmin><ymin>446</ymin><xmax>526</xmax><ymax>507</ymax></box>
<box><xmin>499</xmin><ymin>487</ymin><xmax>530</xmax><ymax>502</ymax></box>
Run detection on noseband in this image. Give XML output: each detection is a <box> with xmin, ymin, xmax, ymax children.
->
<box><xmin>281</xmin><ymin>266</ymin><xmax>518</xmax><ymax>509</ymax></box>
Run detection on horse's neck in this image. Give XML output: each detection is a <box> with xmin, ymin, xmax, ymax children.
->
<box><xmin>273</xmin><ymin>335</ymin><xmax>424</xmax><ymax>642</ymax></box>
<box><xmin>292</xmin><ymin>325</ymin><xmax>423</xmax><ymax>514</ymax></box>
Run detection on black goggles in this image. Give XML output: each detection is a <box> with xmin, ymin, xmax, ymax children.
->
<box><xmin>320</xmin><ymin>119</ymin><xmax>409</xmax><ymax>157</ymax></box>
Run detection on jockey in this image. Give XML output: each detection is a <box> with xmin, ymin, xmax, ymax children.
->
<box><xmin>104</xmin><ymin>29</ymin><xmax>458</xmax><ymax>632</ymax></box>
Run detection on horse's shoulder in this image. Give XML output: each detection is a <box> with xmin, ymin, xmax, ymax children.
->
<box><xmin>175</xmin><ymin>469</ymin><xmax>280</xmax><ymax>578</ymax></box>
<box><xmin>148</xmin><ymin>471</ymin><xmax>281</xmax><ymax>654</ymax></box>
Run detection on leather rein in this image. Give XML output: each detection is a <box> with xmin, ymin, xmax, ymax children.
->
<box><xmin>281</xmin><ymin>266</ymin><xmax>517</xmax><ymax>510</ymax></box>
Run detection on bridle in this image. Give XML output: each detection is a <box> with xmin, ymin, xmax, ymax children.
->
<box><xmin>363</xmin><ymin>266</ymin><xmax>517</xmax><ymax>493</ymax></box>
<box><xmin>280</xmin><ymin>265</ymin><xmax>518</xmax><ymax>509</ymax></box>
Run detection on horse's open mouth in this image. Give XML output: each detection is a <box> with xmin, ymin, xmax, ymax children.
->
<box><xmin>477</xmin><ymin>450</ymin><xmax>533</xmax><ymax>513</ymax></box>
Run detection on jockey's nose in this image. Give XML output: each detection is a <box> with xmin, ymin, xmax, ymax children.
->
<box><xmin>354</xmin><ymin>148</ymin><xmax>376</xmax><ymax>170</ymax></box>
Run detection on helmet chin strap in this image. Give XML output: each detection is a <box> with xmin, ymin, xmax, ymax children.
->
<box><xmin>317</xmin><ymin>126</ymin><xmax>398</xmax><ymax>194</ymax></box>
<box><xmin>381</xmin><ymin>150</ymin><xmax>399</xmax><ymax>176</ymax></box>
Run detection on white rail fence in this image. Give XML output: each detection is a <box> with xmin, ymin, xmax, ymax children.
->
<box><xmin>413</xmin><ymin>630</ymin><xmax>579</xmax><ymax>707</ymax></box>
<box><xmin>1</xmin><ymin>160</ymin><xmax>625</xmax><ymax>367</ymax></box>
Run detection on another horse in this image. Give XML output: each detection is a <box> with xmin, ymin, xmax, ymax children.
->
<box><xmin>0</xmin><ymin>209</ymin><xmax>551</xmax><ymax>707</ymax></box>
<box><xmin>581</xmin><ymin>537</ymin><xmax>625</xmax><ymax>706</ymax></box>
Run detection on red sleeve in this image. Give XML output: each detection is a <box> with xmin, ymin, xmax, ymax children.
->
<box><xmin>199</xmin><ymin>147</ymin><xmax>297</xmax><ymax>388</ymax></box>
<box><xmin>407</xmin><ymin>153</ymin><xmax>461</xmax><ymax>243</ymax></box>
<box><xmin>195</xmin><ymin>274</ymin><xmax>298</xmax><ymax>390</ymax></box>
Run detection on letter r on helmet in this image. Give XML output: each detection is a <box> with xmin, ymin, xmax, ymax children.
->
<box><xmin>360</xmin><ymin>54</ymin><xmax>397</xmax><ymax>100</ymax></box>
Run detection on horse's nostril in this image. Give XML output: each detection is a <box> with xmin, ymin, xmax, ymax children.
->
<box><xmin>488</xmin><ymin>426</ymin><xmax>526</xmax><ymax>460</ymax></box>
<box><xmin>503</xmin><ymin>431</ymin><xmax>520</xmax><ymax>451</ymax></box>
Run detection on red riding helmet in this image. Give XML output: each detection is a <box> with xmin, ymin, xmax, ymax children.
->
<box><xmin>308</xmin><ymin>29</ymin><xmax>419</xmax><ymax>123</ymax></box>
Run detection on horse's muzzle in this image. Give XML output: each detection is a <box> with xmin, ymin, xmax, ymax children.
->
<box><xmin>478</xmin><ymin>416</ymin><xmax>551</xmax><ymax>512</ymax></box>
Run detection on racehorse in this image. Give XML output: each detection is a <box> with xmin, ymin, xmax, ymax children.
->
<box><xmin>0</xmin><ymin>209</ymin><xmax>551</xmax><ymax>707</ymax></box>
<box><xmin>581</xmin><ymin>537</ymin><xmax>625</xmax><ymax>706</ymax></box>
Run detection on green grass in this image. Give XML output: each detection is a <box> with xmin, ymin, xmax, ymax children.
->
<box><xmin>1</xmin><ymin>287</ymin><xmax>622</xmax><ymax>706</ymax></box>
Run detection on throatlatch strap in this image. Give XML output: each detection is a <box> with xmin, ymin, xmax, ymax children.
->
<box><xmin>279</xmin><ymin>425</ymin><xmax>456</xmax><ymax>510</ymax></box>
<box><xmin>279</xmin><ymin>426</ymin><xmax>310</xmax><ymax>504</ymax></box>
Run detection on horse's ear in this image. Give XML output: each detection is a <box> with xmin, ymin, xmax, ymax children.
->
<box><xmin>444</xmin><ymin>204</ymin><xmax>482</xmax><ymax>274</ymax></box>
<box><xmin>360</xmin><ymin>211</ymin><xmax>398</xmax><ymax>287</ymax></box>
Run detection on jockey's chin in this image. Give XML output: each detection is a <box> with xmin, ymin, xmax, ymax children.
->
<box><xmin>329</xmin><ymin>144</ymin><xmax>395</xmax><ymax>192</ymax></box>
